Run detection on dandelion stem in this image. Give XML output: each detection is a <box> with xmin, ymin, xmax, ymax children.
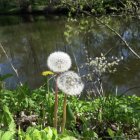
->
<box><xmin>61</xmin><ymin>94</ymin><xmax>67</xmax><ymax>133</ymax></box>
<box><xmin>54</xmin><ymin>75</ymin><xmax>58</xmax><ymax>129</ymax></box>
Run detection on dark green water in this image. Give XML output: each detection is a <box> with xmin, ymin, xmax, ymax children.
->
<box><xmin>0</xmin><ymin>15</ymin><xmax>140</xmax><ymax>95</ymax></box>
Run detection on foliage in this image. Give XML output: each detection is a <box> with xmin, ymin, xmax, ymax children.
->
<box><xmin>0</xmin><ymin>85</ymin><xmax>139</xmax><ymax>139</ymax></box>
<box><xmin>64</xmin><ymin>16</ymin><xmax>126</xmax><ymax>96</ymax></box>
<box><xmin>18</xmin><ymin>126</ymin><xmax>58</xmax><ymax>140</ymax></box>
<box><xmin>0</xmin><ymin>0</ymin><xmax>139</xmax><ymax>14</ymax></box>
<box><xmin>0</xmin><ymin>0</ymin><xmax>139</xmax><ymax>139</ymax></box>
<box><xmin>0</xmin><ymin>105</ymin><xmax>16</xmax><ymax>140</ymax></box>
<box><xmin>81</xmin><ymin>52</ymin><xmax>124</xmax><ymax>96</ymax></box>
<box><xmin>0</xmin><ymin>74</ymin><xmax>13</xmax><ymax>90</ymax></box>
<box><xmin>18</xmin><ymin>126</ymin><xmax>77</xmax><ymax>140</ymax></box>
<box><xmin>60</xmin><ymin>0</ymin><xmax>140</xmax><ymax>14</ymax></box>
<box><xmin>67</xmin><ymin>95</ymin><xmax>140</xmax><ymax>139</ymax></box>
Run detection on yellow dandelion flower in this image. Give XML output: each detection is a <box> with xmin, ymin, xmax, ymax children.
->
<box><xmin>42</xmin><ymin>71</ymin><xmax>54</xmax><ymax>76</ymax></box>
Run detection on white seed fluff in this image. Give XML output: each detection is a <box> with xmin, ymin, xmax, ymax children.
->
<box><xmin>57</xmin><ymin>71</ymin><xmax>84</xmax><ymax>96</ymax></box>
<box><xmin>47</xmin><ymin>51</ymin><xmax>72</xmax><ymax>73</ymax></box>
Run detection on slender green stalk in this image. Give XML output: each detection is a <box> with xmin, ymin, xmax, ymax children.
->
<box><xmin>53</xmin><ymin>75</ymin><xmax>58</xmax><ymax>129</ymax></box>
<box><xmin>61</xmin><ymin>94</ymin><xmax>67</xmax><ymax>133</ymax></box>
<box><xmin>47</xmin><ymin>78</ymin><xmax>51</xmax><ymax>125</ymax></box>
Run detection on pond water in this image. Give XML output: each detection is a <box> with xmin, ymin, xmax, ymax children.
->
<box><xmin>0</xmin><ymin>15</ymin><xmax>140</xmax><ymax>95</ymax></box>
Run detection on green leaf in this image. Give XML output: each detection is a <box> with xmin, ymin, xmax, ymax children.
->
<box><xmin>32</xmin><ymin>129</ymin><xmax>42</xmax><ymax>140</ymax></box>
<box><xmin>61</xmin><ymin>136</ymin><xmax>77</xmax><ymax>140</ymax></box>
<box><xmin>25</xmin><ymin>134</ymin><xmax>32</xmax><ymax>140</ymax></box>
<box><xmin>107</xmin><ymin>128</ymin><xmax>115</xmax><ymax>138</ymax></box>
<box><xmin>0</xmin><ymin>131</ymin><xmax>4</xmax><ymax>139</ymax></box>
<box><xmin>1</xmin><ymin>131</ymin><xmax>14</xmax><ymax>140</ymax></box>
<box><xmin>40</xmin><ymin>130</ymin><xmax>48</xmax><ymax>139</ymax></box>
<box><xmin>2</xmin><ymin>106</ymin><xmax>16</xmax><ymax>133</ymax></box>
<box><xmin>0</xmin><ymin>74</ymin><xmax>13</xmax><ymax>81</ymax></box>
<box><xmin>66</xmin><ymin>104</ymin><xmax>75</xmax><ymax>123</ymax></box>
<box><xmin>44</xmin><ymin>127</ymin><xmax>53</xmax><ymax>139</ymax></box>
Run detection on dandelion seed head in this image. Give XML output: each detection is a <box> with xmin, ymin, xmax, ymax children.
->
<box><xmin>47</xmin><ymin>51</ymin><xmax>72</xmax><ymax>73</ymax></box>
<box><xmin>57</xmin><ymin>71</ymin><xmax>84</xmax><ymax>96</ymax></box>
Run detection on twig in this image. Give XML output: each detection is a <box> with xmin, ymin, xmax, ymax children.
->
<box><xmin>0</xmin><ymin>43</ymin><xmax>22</xmax><ymax>86</ymax></box>
<box><xmin>82</xmin><ymin>11</ymin><xmax>140</xmax><ymax>59</ymax></box>
<box><xmin>120</xmin><ymin>86</ymin><xmax>140</xmax><ymax>95</ymax></box>
<box><xmin>115</xmin><ymin>86</ymin><xmax>118</xmax><ymax>96</ymax></box>
<box><xmin>93</xmin><ymin>82</ymin><xmax>103</xmax><ymax>97</ymax></box>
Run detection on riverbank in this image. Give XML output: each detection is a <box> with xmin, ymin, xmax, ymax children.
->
<box><xmin>0</xmin><ymin>6</ymin><xmax>69</xmax><ymax>16</ymax></box>
<box><xmin>0</xmin><ymin>0</ymin><xmax>139</xmax><ymax>16</ymax></box>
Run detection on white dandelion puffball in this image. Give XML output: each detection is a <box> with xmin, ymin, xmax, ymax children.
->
<box><xmin>47</xmin><ymin>51</ymin><xmax>72</xmax><ymax>73</ymax></box>
<box><xmin>57</xmin><ymin>71</ymin><xmax>84</xmax><ymax>96</ymax></box>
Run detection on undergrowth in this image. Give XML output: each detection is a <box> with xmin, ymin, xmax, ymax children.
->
<box><xmin>0</xmin><ymin>85</ymin><xmax>139</xmax><ymax>139</ymax></box>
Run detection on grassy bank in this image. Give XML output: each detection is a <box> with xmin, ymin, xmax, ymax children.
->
<box><xmin>0</xmin><ymin>0</ymin><xmax>139</xmax><ymax>15</ymax></box>
<box><xmin>0</xmin><ymin>85</ymin><xmax>139</xmax><ymax>139</ymax></box>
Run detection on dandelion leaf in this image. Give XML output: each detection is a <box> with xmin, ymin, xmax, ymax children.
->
<box><xmin>1</xmin><ymin>131</ymin><xmax>14</xmax><ymax>140</ymax></box>
<box><xmin>66</xmin><ymin>104</ymin><xmax>75</xmax><ymax>123</ymax></box>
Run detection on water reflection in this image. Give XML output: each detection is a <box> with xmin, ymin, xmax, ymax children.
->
<box><xmin>0</xmin><ymin>15</ymin><xmax>139</xmax><ymax>95</ymax></box>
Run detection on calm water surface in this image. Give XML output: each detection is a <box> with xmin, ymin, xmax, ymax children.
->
<box><xmin>0</xmin><ymin>15</ymin><xmax>140</xmax><ymax>95</ymax></box>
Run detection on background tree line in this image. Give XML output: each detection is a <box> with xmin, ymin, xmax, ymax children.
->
<box><xmin>0</xmin><ymin>0</ymin><xmax>139</xmax><ymax>14</ymax></box>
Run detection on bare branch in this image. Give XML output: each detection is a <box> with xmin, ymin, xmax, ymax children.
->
<box><xmin>82</xmin><ymin>11</ymin><xmax>140</xmax><ymax>59</ymax></box>
<box><xmin>0</xmin><ymin>43</ymin><xmax>23</xmax><ymax>86</ymax></box>
<box><xmin>120</xmin><ymin>86</ymin><xmax>140</xmax><ymax>95</ymax></box>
